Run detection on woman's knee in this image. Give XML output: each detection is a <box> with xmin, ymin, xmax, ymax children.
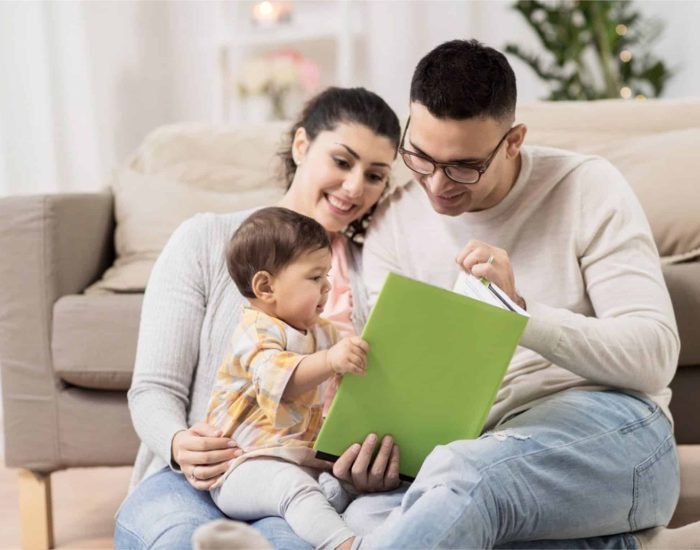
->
<box><xmin>115</xmin><ymin>469</ymin><xmax>225</xmax><ymax>548</ymax></box>
<box><xmin>117</xmin><ymin>507</ymin><xmax>226</xmax><ymax>549</ymax></box>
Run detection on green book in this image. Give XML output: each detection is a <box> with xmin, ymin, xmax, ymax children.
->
<box><xmin>314</xmin><ymin>272</ymin><xmax>529</xmax><ymax>480</ymax></box>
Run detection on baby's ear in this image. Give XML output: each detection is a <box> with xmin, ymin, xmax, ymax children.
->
<box><xmin>251</xmin><ymin>271</ymin><xmax>275</xmax><ymax>303</ymax></box>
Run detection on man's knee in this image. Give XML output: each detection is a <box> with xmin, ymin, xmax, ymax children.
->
<box><xmin>416</xmin><ymin>440</ymin><xmax>485</xmax><ymax>488</ymax></box>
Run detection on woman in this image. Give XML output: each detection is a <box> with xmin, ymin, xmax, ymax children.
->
<box><xmin>114</xmin><ymin>87</ymin><xmax>402</xmax><ymax>549</ymax></box>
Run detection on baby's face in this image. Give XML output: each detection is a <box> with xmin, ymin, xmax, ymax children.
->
<box><xmin>271</xmin><ymin>247</ymin><xmax>332</xmax><ymax>332</ymax></box>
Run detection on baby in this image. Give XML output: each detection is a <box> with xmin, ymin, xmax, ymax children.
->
<box><xmin>204</xmin><ymin>206</ymin><xmax>367</xmax><ymax>550</ymax></box>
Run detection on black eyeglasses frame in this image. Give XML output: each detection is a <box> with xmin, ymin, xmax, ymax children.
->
<box><xmin>398</xmin><ymin>116</ymin><xmax>513</xmax><ymax>185</ymax></box>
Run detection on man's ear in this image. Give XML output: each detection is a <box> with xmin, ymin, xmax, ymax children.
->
<box><xmin>251</xmin><ymin>271</ymin><xmax>275</xmax><ymax>303</ymax></box>
<box><xmin>291</xmin><ymin>127</ymin><xmax>310</xmax><ymax>166</ymax></box>
<box><xmin>505</xmin><ymin>123</ymin><xmax>527</xmax><ymax>160</ymax></box>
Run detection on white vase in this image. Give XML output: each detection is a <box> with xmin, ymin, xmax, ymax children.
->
<box><xmin>243</xmin><ymin>95</ymin><xmax>272</xmax><ymax>124</ymax></box>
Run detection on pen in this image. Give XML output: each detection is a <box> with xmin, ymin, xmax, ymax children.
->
<box><xmin>480</xmin><ymin>254</ymin><xmax>495</xmax><ymax>286</ymax></box>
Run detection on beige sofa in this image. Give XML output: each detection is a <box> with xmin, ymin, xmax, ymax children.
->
<box><xmin>1</xmin><ymin>99</ymin><xmax>699</xmax><ymax>549</ymax></box>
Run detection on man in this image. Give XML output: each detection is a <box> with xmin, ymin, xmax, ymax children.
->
<box><xmin>345</xmin><ymin>39</ymin><xmax>694</xmax><ymax>548</ymax></box>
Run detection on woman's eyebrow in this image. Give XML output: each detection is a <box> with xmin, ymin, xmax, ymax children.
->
<box><xmin>335</xmin><ymin>143</ymin><xmax>391</xmax><ymax>168</ymax></box>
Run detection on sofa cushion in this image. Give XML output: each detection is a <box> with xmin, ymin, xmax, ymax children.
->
<box><xmin>52</xmin><ymin>294</ymin><xmax>143</xmax><ymax>390</ymax></box>
<box><xmin>594</xmin><ymin>129</ymin><xmax>700</xmax><ymax>264</ymax></box>
<box><xmin>519</xmin><ymin>98</ymin><xmax>700</xmax><ymax>146</ymax></box>
<box><xmin>128</xmin><ymin>121</ymin><xmax>290</xmax><ymax>191</ymax></box>
<box><xmin>86</xmin><ymin>122</ymin><xmax>293</xmax><ymax>293</ymax></box>
<box><xmin>520</xmin><ymin>99</ymin><xmax>700</xmax><ymax>264</ymax></box>
<box><xmin>87</xmin><ymin>168</ymin><xmax>285</xmax><ymax>293</ymax></box>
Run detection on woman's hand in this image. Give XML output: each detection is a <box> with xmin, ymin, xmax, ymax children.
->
<box><xmin>456</xmin><ymin>239</ymin><xmax>526</xmax><ymax>309</ymax></box>
<box><xmin>171</xmin><ymin>422</ymin><xmax>242</xmax><ymax>490</ymax></box>
<box><xmin>332</xmin><ymin>433</ymin><xmax>401</xmax><ymax>493</ymax></box>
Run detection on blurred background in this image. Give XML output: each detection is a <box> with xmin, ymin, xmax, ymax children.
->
<box><xmin>0</xmin><ymin>0</ymin><xmax>698</xmax><ymax>197</ymax></box>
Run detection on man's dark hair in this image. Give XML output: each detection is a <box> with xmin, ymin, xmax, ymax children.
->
<box><xmin>226</xmin><ymin>207</ymin><xmax>331</xmax><ymax>299</ymax></box>
<box><xmin>410</xmin><ymin>39</ymin><xmax>517</xmax><ymax>121</ymax></box>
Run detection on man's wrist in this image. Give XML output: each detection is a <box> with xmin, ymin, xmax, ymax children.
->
<box><xmin>516</xmin><ymin>294</ymin><xmax>527</xmax><ymax>310</ymax></box>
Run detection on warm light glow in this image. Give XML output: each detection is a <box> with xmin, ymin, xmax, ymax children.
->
<box><xmin>616</xmin><ymin>24</ymin><xmax>628</xmax><ymax>36</ymax></box>
<box><xmin>258</xmin><ymin>1</ymin><xmax>273</xmax><ymax>16</ymax></box>
<box><xmin>620</xmin><ymin>86</ymin><xmax>632</xmax><ymax>99</ymax></box>
<box><xmin>635</xmin><ymin>94</ymin><xmax>647</xmax><ymax>101</ymax></box>
<box><xmin>619</xmin><ymin>50</ymin><xmax>632</xmax><ymax>63</ymax></box>
<box><xmin>251</xmin><ymin>1</ymin><xmax>291</xmax><ymax>26</ymax></box>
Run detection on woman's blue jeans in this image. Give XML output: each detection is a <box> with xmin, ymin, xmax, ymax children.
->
<box><xmin>113</xmin><ymin>467</ymin><xmax>311</xmax><ymax>550</ymax></box>
<box><xmin>114</xmin><ymin>390</ymin><xmax>679</xmax><ymax>549</ymax></box>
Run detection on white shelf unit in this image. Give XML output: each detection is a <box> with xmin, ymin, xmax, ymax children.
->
<box><xmin>217</xmin><ymin>0</ymin><xmax>364</xmax><ymax>125</ymax></box>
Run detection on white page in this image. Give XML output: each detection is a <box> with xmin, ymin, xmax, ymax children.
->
<box><xmin>452</xmin><ymin>271</ymin><xmax>529</xmax><ymax>318</ymax></box>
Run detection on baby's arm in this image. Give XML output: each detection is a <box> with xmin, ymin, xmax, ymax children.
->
<box><xmin>283</xmin><ymin>336</ymin><xmax>368</xmax><ymax>401</ymax></box>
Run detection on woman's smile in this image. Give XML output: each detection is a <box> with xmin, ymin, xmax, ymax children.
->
<box><xmin>325</xmin><ymin>193</ymin><xmax>358</xmax><ymax>215</ymax></box>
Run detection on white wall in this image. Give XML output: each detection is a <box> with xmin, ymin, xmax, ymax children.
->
<box><xmin>0</xmin><ymin>0</ymin><xmax>698</xmax><ymax>196</ymax></box>
<box><xmin>637</xmin><ymin>0</ymin><xmax>700</xmax><ymax>98</ymax></box>
<box><xmin>0</xmin><ymin>1</ymin><xmax>222</xmax><ymax>195</ymax></box>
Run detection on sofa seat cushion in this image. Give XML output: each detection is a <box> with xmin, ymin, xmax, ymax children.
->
<box><xmin>52</xmin><ymin>294</ymin><xmax>143</xmax><ymax>390</ymax></box>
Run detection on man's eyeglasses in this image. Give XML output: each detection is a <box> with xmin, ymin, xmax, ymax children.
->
<box><xmin>398</xmin><ymin>117</ymin><xmax>512</xmax><ymax>185</ymax></box>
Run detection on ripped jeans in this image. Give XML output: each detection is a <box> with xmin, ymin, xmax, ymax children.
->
<box><xmin>345</xmin><ymin>390</ymin><xmax>679</xmax><ymax>549</ymax></box>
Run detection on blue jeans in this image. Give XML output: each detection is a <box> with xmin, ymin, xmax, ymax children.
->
<box><xmin>344</xmin><ymin>390</ymin><xmax>679</xmax><ymax>549</ymax></box>
<box><xmin>114</xmin><ymin>390</ymin><xmax>678</xmax><ymax>549</ymax></box>
<box><xmin>113</xmin><ymin>467</ymin><xmax>312</xmax><ymax>550</ymax></box>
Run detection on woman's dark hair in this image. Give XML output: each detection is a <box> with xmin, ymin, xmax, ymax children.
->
<box><xmin>410</xmin><ymin>39</ymin><xmax>516</xmax><ymax>122</ymax></box>
<box><xmin>279</xmin><ymin>87</ymin><xmax>400</xmax><ymax>244</ymax></box>
<box><xmin>227</xmin><ymin>207</ymin><xmax>331</xmax><ymax>299</ymax></box>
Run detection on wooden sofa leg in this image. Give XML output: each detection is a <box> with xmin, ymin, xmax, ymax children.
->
<box><xmin>18</xmin><ymin>470</ymin><xmax>54</xmax><ymax>550</ymax></box>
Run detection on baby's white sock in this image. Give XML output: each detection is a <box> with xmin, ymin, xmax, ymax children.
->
<box><xmin>319</xmin><ymin>471</ymin><xmax>352</xmax><ymax>513</ymax></box>
<box><xmin>192</xmin><ymin>519</ymin><xmax>272</xmax><ymax>550</ymax></box>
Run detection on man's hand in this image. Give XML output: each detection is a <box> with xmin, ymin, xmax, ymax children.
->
<box><xmin>332</xmin><ymin>433</ymin><xmax>401</xmax><ymax>493</ymax></box>
<box><xmin>456</xmin><ymin>239</ymin><xmax>526</xmax><ymax>309</ymax></box>
<box><xmin>171</xmin><ymin>422</ymin><xmax>242</xmax><ymax>490</ymax></box>
<box><xmin>327</xmin><ymin>336</ymin><xmax>369</xmax><ymax>376</ymax></box>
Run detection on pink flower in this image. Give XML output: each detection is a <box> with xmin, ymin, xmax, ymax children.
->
<box><xmin>298</xmin><ymin>58</ymin><xmax>321</xmax><ymax>93</ymax></box>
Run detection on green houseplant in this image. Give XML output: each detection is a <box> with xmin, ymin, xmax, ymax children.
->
<box><xmin>505</xmin><ymin>0</ymin><xmax>673</xmax><ymax>100</ymax></box>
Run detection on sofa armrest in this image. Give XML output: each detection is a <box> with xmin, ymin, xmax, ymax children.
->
<box><xmin>0</xmin><ymin>192</ymin><xmax>114</xmax><ymax>470</ymax></box>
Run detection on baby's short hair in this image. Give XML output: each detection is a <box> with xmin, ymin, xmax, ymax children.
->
<box><xmin>226</xmin><ymin>207</ymin><xmax>331</xmax><ymax>298</ymax></box>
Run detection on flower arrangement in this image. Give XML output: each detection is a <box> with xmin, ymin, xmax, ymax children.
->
<box><xmin>236</xmin><ymin>50</ymin><xmax>321</xmax><ymax>120</ymax></box>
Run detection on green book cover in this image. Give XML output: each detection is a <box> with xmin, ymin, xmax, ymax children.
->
<box><xmin>314</xmin><ymin>272</ymin><xmax>528</xmax><ymax>479</ymax></box>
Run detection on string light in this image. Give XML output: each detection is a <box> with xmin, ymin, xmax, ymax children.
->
<box><xmin>620</xmin><ymin>86</ymin><xmax>632</xmax><ymax>99</ymax></box>
<box><xmin>635</xmin><ymin>94</ymin><xmax>647</xmax><ymax>101</ymax></box>
<box><xmin>616</xmin><ymin>24</ymin><xmax>628</xmax><ymax>36</ymax></box>
<box><xmin>619</xmin><ymin>50</ymin><xmax>632</xmax><ymax>63</ymax></box>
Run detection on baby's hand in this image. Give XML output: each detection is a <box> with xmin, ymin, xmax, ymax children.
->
<box><xmin>327</xmin><ymin>336</ymin><xmax>369</xmax><ymax>376</ymax></box>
